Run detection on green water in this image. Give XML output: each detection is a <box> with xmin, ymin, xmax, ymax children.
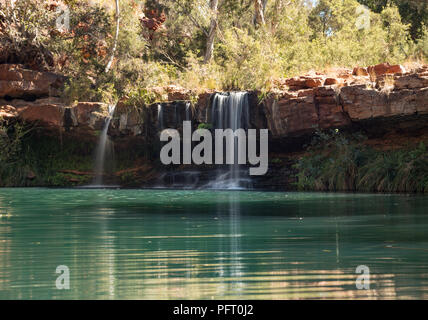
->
<box><xmin>0</xmin><ymin>188</ymin><xmax>427</xmax><ymax>299</ymax></box>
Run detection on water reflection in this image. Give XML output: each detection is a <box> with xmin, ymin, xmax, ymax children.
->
<box><xmin>0</xmin><ymin>189</ymin><xmax>428</xmax><ymax>299</ymax></box>
<box><xmin>228</xmin><ymin>192</ymin><xmax>243</xmax><ymax>293</ymax></box>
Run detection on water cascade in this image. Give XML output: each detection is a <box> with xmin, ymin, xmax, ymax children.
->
<box><xmin>157</xmin><ymin>104</ymin><xmax>164</xmax><ymax>130</ymax></box>
<box><xmin>208</xmin><ymin>92</ymin><xmax>252</xmax><ymax>189</ymax></box>
<box><xmin>92</xmin><ymin>103</ymin><xmax>116</xmax><ymax>186</ymax></box>
<box><xmin>185</xmin><ymin>102</ymin><xmax>191</xmax><ymax>122</ymax></box>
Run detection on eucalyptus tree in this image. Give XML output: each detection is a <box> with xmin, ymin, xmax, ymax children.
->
<box><xmin>204</xmin><ymin>0</ymin><xmax>219</xmax><ymax>63</ymax></box>
<box><xmin>357</xmin><ymin>0</ymin><xmax>428</xmax><ymax>39</ymax></box>
<box><xmin>105</xmin><ymin>0</ymin><xmax>120</xmax><ymax>73</ymax></box>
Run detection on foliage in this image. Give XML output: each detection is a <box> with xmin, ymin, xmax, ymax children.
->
<box><xmin>0</xmin><ymin>0</ymin><xmax>57</xmax><ymax>69</ymax></box>
<box><xmin>295</xmin><ymin>130</ymin><xmax>428</xmax><ymax>193</ymax></box>
<box><xmin>0</xmin><ymin>119</ymin><xmax>33</xmax><ymax>186</ymax></box>
<box><xmin>358</xmin><ymin>142</ymin><xmax>428</xmax><ymax>193</ymax></box>
<box><xmin>1</xmin><ymin>0</ymin><xmax>426</xmax><ymax>96</ymax></box>
<box><xmin>357</xmin><ymin>0</ymin><xmax>428</xmax><ymax>40</ymax></box>
<box><xmin>197</xmin><ymin>123</ymin><xmax>213</xmax><ymax>130</ymax></box>
<box><xmin>415</xmin><ymin>25</ymin><xmax>428</xmax><ymax>60</ymax></box>
<box><xmin>173</xmin><ymin>0</ymin><xmax>418</xmax><ymax>90</ymax></box>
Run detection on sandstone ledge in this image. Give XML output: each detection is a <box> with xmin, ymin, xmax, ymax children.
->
<box><xmin>0</xmin><ymin>63</ymin><xmax>427</xmax><ymax>141</ymax></box>
<box><xmin>0</xmin><ymin>64</ymin><xmax>65</xmax><ymax>99</ymax></box>
<box><xmin>263</xmin><ymin>64</ymin><xmax>428</xmax><ymax>137</ymax></box>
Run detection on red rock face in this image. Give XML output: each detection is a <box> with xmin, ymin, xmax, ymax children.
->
<box><xmin>264</xmin><ymin>86</ymin><xmax>351</xmax><ymax>136</ymax></box>
<box><xmin>367</xmin><ymin>63</ymin><xmax>406</xmax><ymax>77</ymax></box>
<box><xmin>388</xmin><ymin>64</ymin><xmax>406</xmax><ymax>74</ymax></box>
<box><xmin>284</xmin><ymin>75</ymin><xmax>325</xmax><ymax>91</ymax></box>
<box><xmin>73</xmin><ymin>102</ymin><xmax>105</xmax><ymax>124</ymax></box>
<box><xmin>165</xmin><ymin>85</ymin><xmax>191</xmax><ymax>101</ymax></box>
<box><xmin>194</xmin><ymin>92</ymin><xmax>212</xmax><ymax>123</ymax></box>
<box><xmin>394</xmin><ymin>73</ymin><xmax>428</xmax><ymax>89</ymax></box>
<box><xmin>17</xmin><ymin>104</ymin><xmax>64</xmax><ymax>127</ymax></box>
<box><xmin>324</xmin><ymin>78</ymin><xmax>339</xmax><ymax>85</ymax></box>
<box><xmin>0</xmin><ymin>64</ymin><xmax>65</xmax><ymax>99</ymax></box>
<box><xmin>352</xmin><ymin>67</ymin><xmax>369</xmax><ymax>76</ymax></box>
<box><xmin>0</xmin><ymin>62</ymin><xmax>426</xmax><ymax>141</ymax></box>
<box><xmin>265</xmin><ymin>95</ymin><xmax>319</xmax><ymax>136</ymax></box>
<box><xmin>263</xmin><ymin>64</ymin><xmax>428</xmax><ymax>137</ymax></box>
<box><xmin>314</xmin><ymin>87</ymin><xmax>350</xmax><ymax>129</ymax></box>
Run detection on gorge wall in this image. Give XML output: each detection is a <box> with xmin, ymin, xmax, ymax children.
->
<box><xmin>1</xmin><ymin>63</ymin><xmax>427</xmax><ymax>189</ymax></box>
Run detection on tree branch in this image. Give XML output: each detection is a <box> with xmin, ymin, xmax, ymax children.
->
<box><xmin>105</xmin><ymin>0</ymin><xmax>120</xmax><ymax>73</ymax></box>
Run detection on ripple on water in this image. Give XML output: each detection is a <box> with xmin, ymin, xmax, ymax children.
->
<box><xmin>0</xmin><ymin>188</ymin><xmax>427</xmax><ymax>299</ymax></box>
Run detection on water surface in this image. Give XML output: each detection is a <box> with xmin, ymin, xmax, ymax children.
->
<box><xmin>0</xmin><ymin>188</ymin><xmax>427</xmax><ymax>299</ymax></box>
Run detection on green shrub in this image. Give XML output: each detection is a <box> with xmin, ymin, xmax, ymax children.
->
<box><xmin>197</xmin><ymin>123</ymin><xmax>213</xmax><ymax>130</ymax></box>
<box><xmin>294</xmin><ymin>130</ymin><xmax>428</xmax><ymax>193</ymax></box>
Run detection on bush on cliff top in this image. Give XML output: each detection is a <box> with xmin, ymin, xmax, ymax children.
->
<box><xmin>1</xmin><ymin>0</ymin><xmax>425</xmax><ymax>100</ymax></box>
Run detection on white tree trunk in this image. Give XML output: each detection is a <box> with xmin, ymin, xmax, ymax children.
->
<box><xmin>105</xmin><ymin>0</ymin><xmax>120</xmax><ymax>73</ymax></box>
<box><xmin>254</xmin><ymin>0</ymin><xmax>266</xmax><ymax>26</ymax></box>
<box><xmin>203</xmin><ymin>0</ymin><xmax>218</xmax><ymax>64</ymax></box>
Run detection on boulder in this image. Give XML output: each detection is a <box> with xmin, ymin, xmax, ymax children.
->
<box><xmin>72</xmin><ymin>102</ymin><xmax>107</xmax><ymax>125</ymax></box>
<box><xmin>17</xmin><ymin>104</ymin><xmax>64</xmax><ymax>127</ymax></box>
<box><xmin>285</xmin><ymin>76</ymin><xmax>325</xmax><ymax>90</ymax></box>
<box><xmin>0</xmin><ymin>105</ymin><xmax>17</xmax><ymax>119</ymax></box>
<box><xmin>305</xmin><ymin>78</ymin><xmax>324</xmax><ymax>88</ymax></box>
<box><xmin>394</xmin><ymin>73</ymin><xmax>428</xmax><ymax>90</ymax></box>
<box><xmin>367</xmin><ymin>63</ymin><xmax>406</xmax><ymax>77</ymax></box>
<box><xmin>353</xmin><ymin>67</ymin><xmax>369</xmax><ymax>76</ymax></box>
<box><xmin>0</xmin><ymin>64</ymin><xmax>65</xmax><ymax>99</ymax></box>
<box><xmin>324</xmin><ymin>78</ymin><xmax>339</xmax><ymax>85</ymax></box>
<box><xmin>165</xmin><ymin>85</ymin><xmax>191</xmax><ymax>101</ymax></box>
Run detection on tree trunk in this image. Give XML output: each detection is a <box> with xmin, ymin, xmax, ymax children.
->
<box><xmin>203</xmin><ymin>0</ymin><xmax>218</xmax><ymax>64</ymax></box>
<box><xmin>254</xmin><ymin>0</ymin><xmax>266</xmax><ymax>27</ymax></box>
<box><xmin>105</xmin><ymin>0</ymin><xmax>120</xmax><ymax>73</ymax></box>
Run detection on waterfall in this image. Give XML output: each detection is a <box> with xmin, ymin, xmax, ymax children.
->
<box><xmin>208</xmin><ymin>92</ymin><xmax>251</xmax><ymax>190</ymax></box>
<box><xmin>92</xmin><ymin>103</ymin><xmax>116</xmax><ymax>186</ymax></box>
<box><xmin>185</xmin><ymin>102</ymin><xmax>191</xmax><ymax>122</ymax></box>
<box><xmin>157</xmin><ymin>104</ymin><xmax>164</xmax><ymax>130</ymax></box>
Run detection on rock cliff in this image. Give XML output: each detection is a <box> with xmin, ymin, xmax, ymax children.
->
<box><xmin>1</xmin><ymin>62</ymin><xmax>427</xmax><ymax>189</ymax></box>
<box><xmin>2</xmin><ymin>62</ymin><xmax>426</xmax><ymax>143</ymax></box>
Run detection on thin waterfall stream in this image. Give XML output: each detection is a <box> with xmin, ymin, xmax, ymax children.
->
<box><xmin>157</xmin><ymin>104</ymin><xmax>164</xmax><ymax>130</ymax></box>
<box><xmin>92</xmin><ymin>103</ymin><xmax>117</xmax><ymax>186</ymax></box>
